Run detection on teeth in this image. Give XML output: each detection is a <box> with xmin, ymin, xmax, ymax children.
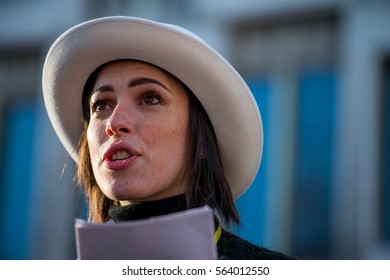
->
<box><xmin>111</xmin><ymin>150</ymin><xmax>131</xmax><ymax>161</ymax></box>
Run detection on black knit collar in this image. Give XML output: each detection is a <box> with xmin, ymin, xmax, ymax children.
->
<box><xmin>108</xmin><ymin>194</ymin><xmax>188</xmax><ymax>222</ymax></box>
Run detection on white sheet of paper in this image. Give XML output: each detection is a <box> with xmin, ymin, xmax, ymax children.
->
<box><xmin>75</xmin><ymin>206</ymin><xmax>217</xmax><ymax>260</ymax></box>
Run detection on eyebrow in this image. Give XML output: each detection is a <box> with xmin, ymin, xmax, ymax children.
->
<box><xmin>129</xmin><ymin>77</ymin><xmax>169</xmax><ymax>91</ymax></box>
<box><xmin>91</xmin><ymin>77</ymin><xmax>170</xmax><ymax>97</ymax></box>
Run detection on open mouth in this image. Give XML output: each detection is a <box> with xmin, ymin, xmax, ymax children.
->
<box><xmin>103</xmin><ymin>143</ymin><xmax>140</xmax><ymax>170</ymax></box>
<box><xmin>110</xmin><ymin>150</ymin><xmax>132</xmax><ymax>161</ymax></box>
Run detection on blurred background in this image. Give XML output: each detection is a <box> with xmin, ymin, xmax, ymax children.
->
<box><xmin>0</xmin><ymin>0</ymin><xmax>389</xmax><ymax>260</ymax></box>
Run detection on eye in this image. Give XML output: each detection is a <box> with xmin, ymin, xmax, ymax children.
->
<box><xmin>91</xmin><ymin>100</ymin><xmax>112</xmax><ymax>113</ymax></box>
<box><xmin>143</xmin><ymin>92</ymin><xmax>163</xmax><ymax>105</ymax></box>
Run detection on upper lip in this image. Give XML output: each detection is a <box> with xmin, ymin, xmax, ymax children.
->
<box><xmin>102</xmin><ymin>141</ymin><xmax>141</xmax><ymax>163</ymax></box>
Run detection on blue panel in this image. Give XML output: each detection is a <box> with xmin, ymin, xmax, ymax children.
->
<box><xmin>230</xmin><ymin>75</ymin><xmax>269</xmax><ymax>246</ymax></box>
<box><xmin>0</xmin><ymin>104</ymin><xmax>35</xmax><ymax>259</ymax></box>
<box><xmin>292</xmin><ymin>68</ymin><xmax>336</xmax><ymax>258</ymax></box>
<box><xmin>384</xmin><ymin>71</ymin><xmax>390</xmax><ymax>241</ymax></box>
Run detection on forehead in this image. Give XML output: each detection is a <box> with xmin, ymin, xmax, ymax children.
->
<box><xmin>94</xmin><ymin>60</ymin><xmax>175</xmax><ymax>84</ymax></box>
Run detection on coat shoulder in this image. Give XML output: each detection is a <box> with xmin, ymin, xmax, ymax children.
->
<box><xmin>217</xmin><ymin>230</ymin><xmax>296</xmax><ymax>260</ymax></box>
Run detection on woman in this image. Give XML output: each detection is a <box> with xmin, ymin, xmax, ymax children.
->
<box><xmin>42</xmin><ymin>16</ymin><xmax>293</xmax><ymax>259</ymax></box>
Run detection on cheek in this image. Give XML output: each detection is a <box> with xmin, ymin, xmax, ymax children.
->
<box><xmin>159</xmin><ymin>113</ymin><xmax>189</xmax><ymax>156</ymax></box>
<box><xmin>86</xmin><ymin>122</ymin><xmax>105</xmax><ymax>163</ymax></box>
<box><xmin>141</xmin><ymin>111</ymin><xmax>189</xmax><ymax>160</ymax></box>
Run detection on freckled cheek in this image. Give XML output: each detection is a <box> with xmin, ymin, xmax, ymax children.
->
<box><xmin>157</xmin><ymin>116</ymin><xmax>189</xmax><ymax>156</ymax></box>
<box><xmin>141</xmin><ymin>118</ymin><xmax>187</xmax><ymax>156</ymax></box>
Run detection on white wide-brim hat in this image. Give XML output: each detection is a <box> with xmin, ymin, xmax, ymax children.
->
<box><xmin>42</xmin><ymin>16</ymin><xmax>263</xmax><ymax>199</ymax></box>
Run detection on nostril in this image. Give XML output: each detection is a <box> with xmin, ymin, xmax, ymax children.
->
<box><xmin>119</xmin><ymin>127</ymin><xmax>129</xmax><ymax>133</ymax></box>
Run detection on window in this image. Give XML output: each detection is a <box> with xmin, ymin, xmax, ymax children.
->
<box><xmin>0</xmin><ymin>49</ymin><xmax>39</xmax><ymax>259</ymax></box>
<box><xmin>231</xmin><ymin>8</ymin><xmax>338</xmax><ymax>258</ymax></box>
<box><xmin>0</xmin><ymin>104</ymin><xmax>36</xmax><ymax>259</ymax></box>
<box><xmin>381</xmin><ymin>58</ymin><xmax>390</xmax><ymax>242</ymax></box>
<box><xmin>292</xmin><ymin>68</ymin><xmax>336</xmax><ymax>259</ymax></box>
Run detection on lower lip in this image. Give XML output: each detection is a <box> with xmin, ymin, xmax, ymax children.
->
<box><xmin>104</xmin><ymin>156</ymin><xmax>139</xmax><ymax>170</ymax></box>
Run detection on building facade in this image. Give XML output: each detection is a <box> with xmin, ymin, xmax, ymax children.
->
<box><xmin>0</xmin><ymin>0</ymin><xmax>390</xmax><ymax>259</ymax></box>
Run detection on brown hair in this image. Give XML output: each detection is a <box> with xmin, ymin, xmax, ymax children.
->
<box><xmin>77</xmin><ymin>60</ymin><xmax>240</xmax><ymax>224</ymax></box>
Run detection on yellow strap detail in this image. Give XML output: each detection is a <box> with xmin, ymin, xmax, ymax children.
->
<box><xmin>214</xmin><ymin>217</ymin><xmax>222</xmax><ymax>244</ymax></box>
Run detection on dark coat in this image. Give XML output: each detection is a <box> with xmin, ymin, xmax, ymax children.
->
<box><xmin>109</xmin><ymin>195</ymin><xmax>296</xmax><ymax>260</ymax></box>
<box><xmin>217</xmin><ymin>229</ymin><xmax>295</xmax><ymax>260</ymax></box>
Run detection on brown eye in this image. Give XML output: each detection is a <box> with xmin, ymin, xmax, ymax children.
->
<box><xmin>91</xmin><ymin>100</ymin><xmax>111</xmax><ymax>113</ymax></box>
<box><xmin>143</xmin><ymin>92</ymin><xmax>162</xmax><ymax>105</ymax></box>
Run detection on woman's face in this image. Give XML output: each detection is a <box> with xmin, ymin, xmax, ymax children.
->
<box><xmin>87</xmin><ymin>60</ymin><xmax>190</xmax><ymax>204</ymax></box>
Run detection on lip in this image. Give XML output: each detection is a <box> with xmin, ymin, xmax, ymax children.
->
<box><xmin>102</xmin><ymin>142</ymin><xmax>141</xmax><ymax>170</ymax></box>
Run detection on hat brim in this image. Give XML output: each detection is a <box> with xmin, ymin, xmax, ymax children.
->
<box><xmin>42</xmin><ymin>16</ymin><xmax>263</xmax><ymax>199</ymax></box>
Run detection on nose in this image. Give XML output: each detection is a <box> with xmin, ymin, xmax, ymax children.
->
<box><xmin>105</xmin><ymin>104</ymin><xmax>132</xmax><ymax>137</ymax></box>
